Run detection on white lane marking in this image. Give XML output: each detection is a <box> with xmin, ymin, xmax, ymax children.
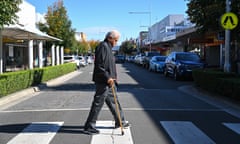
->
<box><xmin>7</xmin><ymin>121</ymin><xmax>64</xmax><ymax>144</ymax></box>
<box><xmin>0</xmin><ymin>108</ymin><xmax>222</xmax><ymax>113</ymax></box>
<box><xmin>223</xmin><ymin>123</ymin><xmax>240</xmax><ymax>134</ymax></box>
<box><xmin>91</xmin><ymin>121</ymin><xmax>134</xmax><ymax>144</ymax></box>
<box><xmin>160</xmin><ymin>121</ymin><xmax>215</xmax><ymax>144</ymax></box>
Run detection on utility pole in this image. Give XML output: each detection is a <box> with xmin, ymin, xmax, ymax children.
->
<box><xmin>0</xmin><ymin>29</ymin><xmax>2</xmax><ymax>74</ymax></box>
<box><xmin>224</xmin><ymin>0</ymin><xmax>231</xmax><ymax>72</ymax></box>
<box><xmin>129</xmin><ymin>11</ymin><xmax>152</xmax><ymax>51</ymax></box>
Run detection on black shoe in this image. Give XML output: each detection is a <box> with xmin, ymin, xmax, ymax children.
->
<box><xmin>83</xmin><ymin>127</ymin><xmax>100</xmax><ymax>135</ymax></box>
<box><xmin>115</xmin><ymin>121</ymin><xmax>130</xmax><ymax>128</ymax></box>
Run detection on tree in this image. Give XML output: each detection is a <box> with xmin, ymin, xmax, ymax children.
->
<box><xmin>186</xmin><ymin>0</ymin><xmax>240</xmax><ymax>40</ymax></box>
<box><xmin>120</xmin><ymin>39</ymin><xmax>136</xmax><ymax>55</ymax></box>
<box><xmin>88</xmin><ymin>40</ymin><xmax>100</xmax><ymax>53</ymax></box>
<box><xmin>0</xmin><ymin>0</ymin><xmax>22</xmax><ymax>28</ymax></box>
<box><xmin>38</xmin><ymin>0</ymin><xmax>76</xmax><ymax>52</ymax></box>
<box><xmin>186</xmin><ymin>0</ymin><xmax>225</xmax><ymax>33</ymax></box>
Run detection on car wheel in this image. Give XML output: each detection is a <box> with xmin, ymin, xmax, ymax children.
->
<box><xmin>174</xmin><ymin>69</ymin><xmax>180</xmax><ymax>81</ymax></box>
<box><xmin>154</xmin><ymin>66</ymin><xmax>157</xmax><ymax>72</ymax></box>
<box><xmin>164</xmin><ymin>67</ymin><xmax>168</xmax><ymax>77</ymax></box>
<box><xmin>148</xmin><ymin>66</ymin><xmax>152</xmax><ymax>71</ymax></box>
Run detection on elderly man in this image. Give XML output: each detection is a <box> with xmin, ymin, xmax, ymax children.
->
<box><xmin>83</xmin><ymin>30</ymin><xmax>129</xmax><ymax>135</ymax></box>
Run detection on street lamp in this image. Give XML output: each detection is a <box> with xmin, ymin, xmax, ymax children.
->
<box><xmin>129</xmin><ymin>11</ymin><xmax>152</xmax><ymax>51</ymax></box>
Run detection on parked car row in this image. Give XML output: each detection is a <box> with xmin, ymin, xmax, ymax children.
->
<box><xmin>125</xmin><ymin>51</ymin><xmax>206</xmax><ymax>81</ymax></box>
<box><xmin>63</xmin><ymin>55</ymin><xmax>94</xmax><ymax>69</ymax></box>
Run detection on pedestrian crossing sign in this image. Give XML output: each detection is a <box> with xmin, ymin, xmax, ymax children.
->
<box><xmin>221</xmin><ymin>12</ymin><xmax>238</xmax><ymax>30</ymax></box>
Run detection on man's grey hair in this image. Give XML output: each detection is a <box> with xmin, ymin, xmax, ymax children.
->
<box><xmin>105</xmin><ymin>30</ymin><xmax>121</xmax><ymax>39</ymax></box>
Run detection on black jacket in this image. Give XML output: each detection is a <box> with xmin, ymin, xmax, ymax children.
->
<box><xmin>92</xmin><ymin>41</ymin><xmax>117</xmax><ymax>84</ymax></box>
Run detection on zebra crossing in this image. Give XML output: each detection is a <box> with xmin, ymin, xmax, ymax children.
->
<box><xmin>160</xmin><ymin>121</ymin><xmax>215</xmax><ymax>144</ymax></box>
<box><xmin>6</xmin><ymin>122</ymin><xmax>64</xmax><ymax>144</ymax></box>
<box><xmin>2</xmin><ymin>120</ymin><xmax>240</xmax><ymax>144</ymax></box>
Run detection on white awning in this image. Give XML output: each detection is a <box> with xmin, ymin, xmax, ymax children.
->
<box><xmin>2</xmin><ymin>24</ymin><xmax>62</xmax><ymax>41</ymax></box>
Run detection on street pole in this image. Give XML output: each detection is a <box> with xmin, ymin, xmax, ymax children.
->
<box><xmin>148</xmin><ymin>12</ymin><xmax>152</xmax><ymax>52</ymax></box>
<box><xmin>224</xmin><ymin>0</ymin><xmax>231</xmax><ymax>72</ymax></box>
<box><xmin>0</xmin><ymin>29</ymin><xmax>2</xmax><ymax>74</ymax></box>
<box><xmin>129</xmin><ymin>11</ymin><xmax>151</xmax><ymax>51</ymax></box>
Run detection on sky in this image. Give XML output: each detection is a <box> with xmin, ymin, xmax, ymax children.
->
<box><xmin>26</xmin><ymin>0</ymin><xmax>188</xmax><ymax>43</ymax></box>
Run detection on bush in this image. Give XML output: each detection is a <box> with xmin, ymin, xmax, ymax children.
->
<box><xmin>216</xmin><ymin>77</ymin><xmax>240</xmax><ymax>100</ymax></box>
<box><xmin>0</xmin><ymin>63</ymin><xmax>76</xmax><ymax>97</ymax></box>
<box><xmin>192</xmin><ymin>68</ymin><xmax>239</xmax><ymax>100</ymax></box>
<box><xmin>0</xmin><ymin>71</ymin><xmax>34</xmax><ymax>96</ymax></box>
<box><xmin>192</xmin><ymin>68</ymin><xmax>234</xmax><ymax>91</ymax></box>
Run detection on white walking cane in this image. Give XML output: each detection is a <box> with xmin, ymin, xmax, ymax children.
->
<box><xmin>111</xmin><ymin>84</ymin><xmax>124</xmax><ymax>135</ymax></box>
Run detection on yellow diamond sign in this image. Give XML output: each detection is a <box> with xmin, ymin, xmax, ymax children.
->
<box><xmin>221</xmin><ymin>12</ymin><xmax>238</xmax><ymax>30</ymax></box>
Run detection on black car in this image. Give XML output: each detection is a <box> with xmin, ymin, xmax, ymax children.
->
<box><xmin>164</xmin><ymin>52</ymin><xmax>204</xmax><ymax>80</ymax></box>
<box><xmin>115</xmin><ymin>55</ymin><xmax>125</xmax><ymax>63</ymax></box>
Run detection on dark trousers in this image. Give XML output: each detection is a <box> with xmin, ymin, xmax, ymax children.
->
<box><xmin>84</xmin><ymin>83</ymin><xmax>125</xmax><ymax>129</ymax></box>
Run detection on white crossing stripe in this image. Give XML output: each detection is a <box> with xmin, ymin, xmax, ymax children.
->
<box><xmin>91</xmin><ymin>121</ymin><xmax>134</xmax><ymax>144</ymax></box>
<box><xmin>7</xmin><ymin>121</ymin><xmax>64</xmax><ymax>144</ymax></box>
<box><xmin>223</xmin><ymin>123</ymin><xmax>240</xmax><ymax>135</ymax></box>
<box><xmin>160</xmin><ymin>121</ymin><xmax>215</xmax><ymax>144</ymax></box>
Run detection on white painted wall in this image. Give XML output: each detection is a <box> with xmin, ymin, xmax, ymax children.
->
<box><xmin>17</xmin><ymin>0</ymin><xmax>36</xmax><ymax>28</ymax></box>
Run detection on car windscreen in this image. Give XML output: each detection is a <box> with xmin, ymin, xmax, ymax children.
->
<box><xmin>156</xmin><ymin>56</ymin><xmax>166</xmax><ymax>61</ymax></box>
<box><xmin>78</xmin><ymin>57</ymin><xmax>83</xmax><ymax>60</ymax></box>
<box><xmin>176</xmin><ymin>53</ymin><xmax>200</xmax><ymax>62</ymax></box>
<box><xmin>64</xmin><ymin>57</ymin><xmax>73</xmax><ymax>60</ymax></box>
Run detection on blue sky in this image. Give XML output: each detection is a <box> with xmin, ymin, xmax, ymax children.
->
<box><xmin>26</xmin><ymin>0</ymin><xmax>188</xmax><ymax>43</ymax></box>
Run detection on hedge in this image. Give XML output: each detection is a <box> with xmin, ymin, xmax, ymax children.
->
<box><xmin>0</xmin><ymin>63</ymin><xmax>76</xmax><ymax>97</ymax></box>
<box><xmin>192</xmin><ymin>68</ymin><xmax>240</xmax><ymax>100</ymax></box>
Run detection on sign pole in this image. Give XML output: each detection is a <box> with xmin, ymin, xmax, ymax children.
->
<box><xmin>224</xmin><ymin>0</ymin><xmax>231</xmax><ymax>72</ymax></box>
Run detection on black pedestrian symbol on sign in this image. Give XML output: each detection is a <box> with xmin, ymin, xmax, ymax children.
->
<box><xmin>221</xmin><ymin>12</ymin><xmax>238</xmax><ymax>30</ymax></box>
<box><xmin>223</xmin><ymin>16</ymin><xmax>236</xmax><ymax>26</ymax></box>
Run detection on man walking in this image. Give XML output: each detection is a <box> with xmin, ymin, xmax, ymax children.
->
<box><xmin>83</xmin><ymin>30</ymin><xmax>129</xmax><ymax>134</ymax></box>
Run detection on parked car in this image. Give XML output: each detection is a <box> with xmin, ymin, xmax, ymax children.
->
<box><xmin>115</xmin><ymin>55</ymin><xmax>125</xmax><ymax>63</ymax></box>
<box><xmin>149</xmin><ymin>56</ymin><xmax>167</xmax><ymax>72</ymax></box>
<box><xmin>134</xmin><ymin>54</ymin><xmax>144</xmax><ymax>65</ymax></box>
<box><xmin>164</xmin><ymin>52</ymin><xmax>204</xmax><ymax>80</ymax></box>
<box><xmin>64</xmin><ymin>55</ymin><xmax>79</xmax><ymax>68</ymax></box>
<box><xmin>85</xmin><ymin>56</ymin><xmax>93</xmax><ymax>64</ymax></box>
<box><xmin>142</xmin><ymin>51</ymin><xmax>161</xmax><ymax>69</ymax></box>
<box><xmin>126</xmin><ymin>56</ymin><xmax>135</xmax><ymax>63</ymax></box>
<box><xmin>77</xmin><ymin>56</ymin><xmax>87</xmax><ymax>67</ymax></box>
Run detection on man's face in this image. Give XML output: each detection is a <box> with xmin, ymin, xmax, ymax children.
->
<box><xmin>108</xmin><ymin>36</ymin><xmax>119</xmax><ymax>47</ymax></box>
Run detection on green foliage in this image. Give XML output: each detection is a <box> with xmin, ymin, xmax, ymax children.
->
<box><xmin>216</xmin><ymin>77</ymin><xmax>240</xmax><ymax>100</ymax></box>
<box><xmin>186</xmin><ymin>0</ymin><xmax>240</xmax><ymax>40</ymax></box>
<box><xmin>76</xmin><ymin>42</ymin><xmax>89</xmax><ymax>55</ymax></box>
<box><xmin>0</xmin><ymin>63</ymin><xmax>76</xmax><ymax>97</ymax></box>
<box><xmin>88</xmin><ymin>40</ymin><xmax>100</xmax><ymax>53</ymax></box>
<box><xmin>186</xmin><ymin>0</ymin><xmax>225</xmax><ymax>32</ymax></box>
<box><xmin>0</xmin><ymin>70</ymin><xmax>33</xmax><ymax>96</ymax></box>
<box><xmin>0</xmin><ymin>0</ymin><xmax>22</xmax><ymax>28</ymax></box>
<box><xmin>192</xmin><ymin>68</ymin><xmax>240</xmax><ymax>100</ymax></box>
<box><xmin>120</xmin><ymin>40</ymin><xmax>136</xmax><ymax>55</ymax></box>
<box><xmin>38</xmin><ymin>0</ymin><xmax>76</xmax><ymax>50</ymax></box>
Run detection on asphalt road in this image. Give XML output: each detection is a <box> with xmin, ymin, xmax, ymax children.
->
<box><xmin>0</xmin><ymin>62</ymin><xmax>240</xmax><ymax>144</ymax></box>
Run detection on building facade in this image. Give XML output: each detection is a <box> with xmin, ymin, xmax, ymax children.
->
<box><xmin>0</xmin><ymin>0</ymin><xmax>62</xmax><ymax>73</ymax></box>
